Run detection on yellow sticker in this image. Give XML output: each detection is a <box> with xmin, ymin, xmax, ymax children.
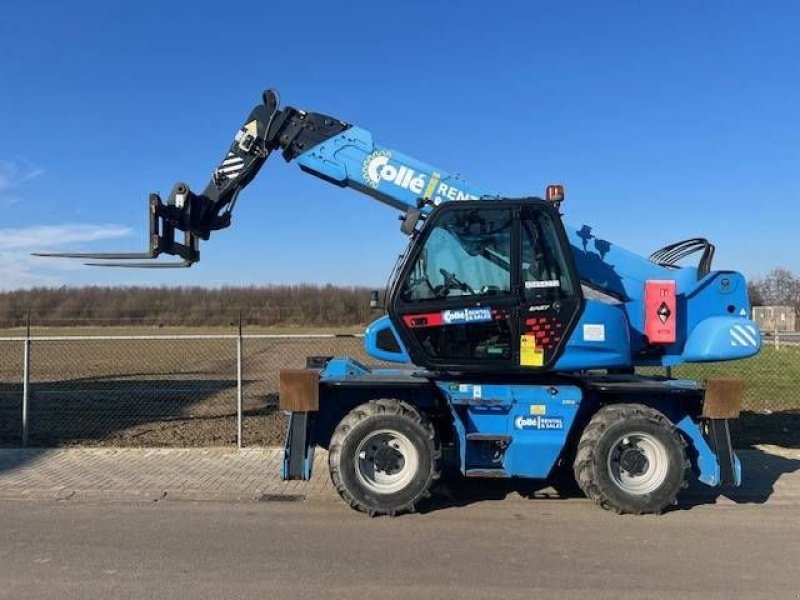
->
<box><xmin>243</xmin><ymin>120</ymin><xmax>258</xmax><ymax>137</ymax></box>
<box><xmin>520</xmin><ymin>335</ymin><xmax>545</xmax><ymax>367</ymax></box>
<box><xmin>423</xmin><ymin>171</ymin><xmax>441</xmax><ymax>199</ymax></box>
<box><xmin>530</xmin><ymin>404</ymin><xmax>547</xmax><ymax>416</ymax></box>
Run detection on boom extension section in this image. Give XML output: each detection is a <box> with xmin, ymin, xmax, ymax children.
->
<box><xmin>37</xmin><ymin>90</ymin><xmax>350</xmax><ymax>267</ymax></box>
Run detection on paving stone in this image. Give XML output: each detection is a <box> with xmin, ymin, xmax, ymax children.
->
<box><xmin>0</xmin><ymin>446</ymin><xmax>797</xmax><ymax>507</ymax></box>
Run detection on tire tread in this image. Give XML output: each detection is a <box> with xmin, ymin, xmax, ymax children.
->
<box><xmin>329</xmin><ymin>399</ymin><xmax>441</xmax><ymax>516</ymax></box>
<box><xmin>573</xmin><ymin>403</ymin><xmax>688</xmax><ymax>515</ymax></box>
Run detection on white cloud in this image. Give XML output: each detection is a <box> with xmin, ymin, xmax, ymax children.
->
<box><xmin>0</xmin><ymin>223</ymin><xmax>133</xmax><ymax>289</ymax></box>
<box><xmin>0</xmin><ymin>159</ymin><xmax>137</xmax><ymax>289</ymax></box>
<box><xmin>0</xmin><ymin>159</ymin><xmax>43</xmax><ymax>206</ymax></box>
<box><xmin>0</xmin><ymin>224</ymin><xmax>132</xmax><ymax>250</ymax></box>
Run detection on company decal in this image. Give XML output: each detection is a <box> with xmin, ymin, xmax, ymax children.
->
<box><xmin>524</xmin><ymin>280</ymin><xmax>560</xmax><ymax>289</ymax></box>
<box><xmin>529</xmin><ymin>404</ymin><xmax>547</xmax><ymax>416</ymax></box>
<box><xmin>527</xmin><ymin>304</ymin><xmax>551</xmax><ymax>313</ymax></box>
<box><xmin>442</xmin><ymin>307</ymin><xmax>492</xmax><ymax>325</ymax></box>
<box><xmin>362</xmin><ymin>150</ymin><xmax>479</xmax><ymax>204</ymax></box>
<box><xmin>514</xmin><ymin>415</ymin><xmax>564</xmax><ymax>430</ymax></box>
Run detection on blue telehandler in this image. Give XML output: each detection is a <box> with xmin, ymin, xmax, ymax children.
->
<box><xmin>41</xmin><ymin>89</ymin><xmax>761</xmax><ymax>515</ymax></box>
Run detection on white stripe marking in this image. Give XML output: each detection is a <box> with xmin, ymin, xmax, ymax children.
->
<box><xmin>745</xmin><ymin>325</ymin><xmax>757</xmax><ymax>336</ymax></box>
<box><xmin>734</xmin><ymin>325</ymin><xmax>757</xmax><ymax>346</ymax></box>
<box><xmin>730</xmin><ymin>330</ymin><xmax>749</xmax><ymax>346</ymax></box>
<box><xmin>219</xmin><ymin>165</ymin><xmax>244</xmax><ymax>174</ymax></box>
<box><xmin>222</xmin><ymin>159</ymin><xmax>244</xmax><ymax>167</ymax></box>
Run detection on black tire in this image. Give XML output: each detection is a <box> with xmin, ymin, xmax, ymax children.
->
<box><xmin>328</xmin><ymin>399</ymin><xmax>441</xmax><ymax>516</ymax></box>
<box><xmin>573</xmin><ymin>403</ymin><xmax>689</xmax><ymax>515</ymax></box>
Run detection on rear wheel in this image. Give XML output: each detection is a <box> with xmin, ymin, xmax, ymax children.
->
<box><xmin>574</xmin><ymin>403</ymin><xmax>688</xmax><ymax>514</ymax></box>
<box><xmin>329</xmin><ymin>399</ymin><xmax>440</xmax><ymax>516</ymax></box>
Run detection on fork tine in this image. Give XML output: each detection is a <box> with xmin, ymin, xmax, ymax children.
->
<box><xmin>33</xmin><ymin>251</ymin><xmax>157</xmax><ymax>260</ymax></box>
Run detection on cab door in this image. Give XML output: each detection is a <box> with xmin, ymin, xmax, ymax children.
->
<box><xmin>517</xmin><ymin>204</ymin><xmax>582</xmax><ymax>369</ymax></box>
<box><xmin>388</xmin><ymin>203</ymin><xmax>519</xmax><ymax>372</ymax></box>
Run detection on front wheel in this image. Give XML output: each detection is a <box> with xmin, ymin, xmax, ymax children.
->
<box><xmin>574</xmin><ymin>403</ymin><xmax>688</xmax><ymax>514</ymax></box>
<box><xmin>328</xmin><ymin>399</ymin><xmax>440</xmax><ymax>516</ymax></box>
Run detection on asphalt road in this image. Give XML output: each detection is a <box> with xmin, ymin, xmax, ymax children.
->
<box><xmin>0</xmin><ymin>498</ymin><xmax>797</xmax><ymax>600</ymax></box>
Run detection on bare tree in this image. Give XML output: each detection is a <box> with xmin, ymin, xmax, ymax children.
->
<box><xmin>748</xmin><ymin>281</ymin><xmax>765</xmax><ymax>306</ymax></box>
<box><xmin>752</xmin><ymin>268</ymin><xmax>800</xmax><ymax>311</ymax></box>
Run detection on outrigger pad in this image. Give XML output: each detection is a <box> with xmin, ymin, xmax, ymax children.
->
<box><xmin>702</xmin><ymin>378</ymin><xmax>745</xmax><ymax>419</ymax></box>
<box><xmin>279</xmin><ymin>369</ymin><xmax>320</xmax><ymax>412</ymax></box>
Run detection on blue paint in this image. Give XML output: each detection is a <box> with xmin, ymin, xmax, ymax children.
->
<box><xmin>437</xmin><ymin>383</ymin><xmax>582</xmax><ymax>478</ymax></box>
<box><xmin>554</xmin><ymin>299</ymin><xmax>631</xmax><ymax>370</ymax></box>
<box><xmin>682</xmin><ymin>316</ymin><xmax>761</xmax><ymax>363</ymax></box>
<box><xmin>318</xmin><ymin>357</ymin><xmax>371</xmax><ymax>380</ymax></box>
<box><xmin>675</xmin><ymin>414</ymin><xmax>740</xmax><ymax>487</ymax></box>
<box><xmin>282</xmin><ymin>116</ymin><xmax>758</xmax><ymax>493</ymax></box>
<box><xmin>364</xmin><ymin>316</ymin><xmax>410</xmax><ymax>363</ymax></box>
<box><xmin>297</xmin><ymin>132</ymin><xmax>761</xmax><ymax>369</ymax></box>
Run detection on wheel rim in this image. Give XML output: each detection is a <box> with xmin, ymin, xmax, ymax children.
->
<box><xmin>606</xmin><ymin>432</ymin><xmax>669</xmax><ymax>495</ymax></box>
<box><xmin>354</xmin><ymin>429</ymin><xmax>419</xmax><ymax>495</ymax></box>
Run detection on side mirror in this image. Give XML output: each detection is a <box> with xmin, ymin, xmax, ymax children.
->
<box><xmin>369</xmin><ymin>290</ymin><xmax>381</xmax><ymax>309</ymax></box>
<box><xmin>399</xmin><ymin>209</ymin><xmax>422</xmax><ymax>236</ymax></box>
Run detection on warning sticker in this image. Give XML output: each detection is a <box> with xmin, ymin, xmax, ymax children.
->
<box><xmin>520</xmin><ymin>335</ymin><xmax>545</xmax><ymax>367</ymax></box>
<box><xmin>583</xmin><ymin>324</ymin><xmax>606</xmax><ymax>342</ymax></box>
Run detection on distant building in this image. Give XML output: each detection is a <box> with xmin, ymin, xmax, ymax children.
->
<box><xmin>752</xmin><ymin>306</ymin><xmax>796</xmax><ymax>332</ymax></box>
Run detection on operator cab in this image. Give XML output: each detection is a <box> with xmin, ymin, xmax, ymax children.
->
<box><xmin>387</xmin><ymin>198</ymin><xmax>583</xmax><ymax>373</ymax></box>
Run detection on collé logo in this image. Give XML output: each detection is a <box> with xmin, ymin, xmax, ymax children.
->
<box><xmin>441</xmin><ymin>307</ymin><xmax>492</xmax><ymax>325</ymax></box>
<box><xmin>514</xmin><ymin>415</ymin><xmax>564</xmax><ymax>430</ymax></box>
<box><xmin>361</xmin><ymin>149</ymin><xmax>479</xmax><ymax>203</ymax></box>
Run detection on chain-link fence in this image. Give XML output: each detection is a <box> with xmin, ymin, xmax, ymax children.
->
<box><xmin>0</xmin><ymin>332</ymin><xmax>380</xmax><ymax>448</ymax></box>
<box><xmin>0</xmin><ymin>329</ymin><xmax>797</xmax><ymax>448</ymax></box>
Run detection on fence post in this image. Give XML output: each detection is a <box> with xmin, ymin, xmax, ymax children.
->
<box><xmin>236</xmin><ymin>311</ymin><xmax>243</xmax><ymax>449</ymax></box>
<box><xmin>21</xmin><ymin>311</ymin><xmax>31</xmax><ymax>447</ymax></box>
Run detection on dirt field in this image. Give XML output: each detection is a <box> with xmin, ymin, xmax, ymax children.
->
<box><xmin>0</xmin><ymin>330</ymin><xmax>797</xmax><ymax>448</ymax></box>
<box><xmin>0</xmin><ymin>333</ymin><xmax>374</xmax><ymax>447</ymax></box>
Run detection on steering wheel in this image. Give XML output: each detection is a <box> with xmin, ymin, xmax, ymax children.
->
<box><xmin>434</xmin><ymin>268</ymin><xmax>475</xmax><ymax>296</ymax></box>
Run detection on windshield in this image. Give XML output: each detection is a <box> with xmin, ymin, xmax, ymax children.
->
<box><xmin>400</xmin><ymin>208</ymin><xmax>512</xmax><ymax>302</ymax></box>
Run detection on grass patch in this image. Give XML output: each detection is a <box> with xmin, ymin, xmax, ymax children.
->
<box><xmin>642</xmin><ymin>345</ymin><xmax>800</xmax><ymax>410</ymax></box>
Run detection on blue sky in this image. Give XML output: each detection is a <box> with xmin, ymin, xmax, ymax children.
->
<box><xmin>1</xmin><ymin>1</ymin><xmax>798</xmax><ymax>289</ymax></box>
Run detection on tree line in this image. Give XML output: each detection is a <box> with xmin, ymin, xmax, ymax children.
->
<box><xmin>748</xmin><ymin>268</ymin><xmax>800</xmax><ymax>312</ymax></box>
<box><xmin>0</xmin><ymin>267</ymin><xmax>796</xmax><ymax>328</ymax></box>
<box><xmin>0</xmin><ymin>285</ymin><xmax>376</xmax><ymax>328</ymax></box>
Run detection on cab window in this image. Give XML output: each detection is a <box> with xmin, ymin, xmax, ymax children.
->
<box><xmin>400</xmin><ymin>208</ymin><xmax>512</xmax><ymax>303</ymax></box>
<box><xmin>521</xmin><ymin>211</ymin><xmax>576</xmax><ymax>302</ymax></box>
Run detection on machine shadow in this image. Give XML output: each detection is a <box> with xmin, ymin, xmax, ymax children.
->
<box><xmin>671</xmin><ymin>411</ymin><xmax>800</xmax><ymax>509</ymax></box>
<box><xmin>418</xmin><ymin>443</ymin><xmax>800</xmax><ymax>514</ymax></box>
<box><xmin>673</xmin><ymin>444</ymin><xmax>800</xmax><ymax>510</ymax></box>
<box><xmin>418</xmin><ymin>472</ymin><xmax>580</xmax><ymax>514</ymax></box>
<box><xmin>733</xmin><ymin>410</ymin><xmax>800</xmax><ymax>449</ymax></box>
